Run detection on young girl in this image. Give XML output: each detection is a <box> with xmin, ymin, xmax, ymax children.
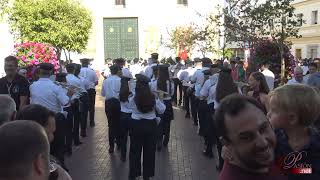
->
<box><xmin>150</xmin><ymin>64</ymin><xmax>174</xmax><ymax>151</ymax></box>
<box><xmin>118</xmin><ymin>76</ymin><xmax>132</xmax><ymax>162</ymax></box>
<box><xmin>268</xmin><ymin>84</ymin><xmax>320</xmax><ymax>179</ymax></box>
<box><xmin>128</xmin><ymin>74</ymin><xmax>165</xmax><ymax>180</ymax></box>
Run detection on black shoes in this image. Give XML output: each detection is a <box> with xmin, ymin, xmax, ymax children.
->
<box><xmin>80</xmin><ymin>131</ymin><xmax>87</xmax><ymax>138</ymax></box>
<box><xmin>90</xmin><ymin>121</ymin><xmax>95</xmax><ymax>127</ymax></box>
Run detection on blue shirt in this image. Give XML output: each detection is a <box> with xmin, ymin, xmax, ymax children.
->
<box><xmin>274</xmin><ymin>128</ymin><xmax>320</xmax><ymax>180</ymax></box>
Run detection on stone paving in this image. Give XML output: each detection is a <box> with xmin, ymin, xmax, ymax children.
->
<box><xmin>66</xmin><ymin>85</ymin><xmax>219</xmax><ymax>180</ymax></box>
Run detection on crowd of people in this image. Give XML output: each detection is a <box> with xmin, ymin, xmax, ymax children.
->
<box><xmin>0</xmin><ymin>52</ymin><xmax>320</xmax><ymax>180</ymax></box>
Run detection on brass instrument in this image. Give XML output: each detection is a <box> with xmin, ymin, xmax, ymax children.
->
<box><xmin>54</xmin><ymin>81</ymin><xmax>84</xmax><ymax>98</ymax></box>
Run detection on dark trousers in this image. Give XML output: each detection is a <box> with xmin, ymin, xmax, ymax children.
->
<box><xmin>182</xmin><ymin>86</ymin><xmax>190</xmax><ymax>115</ymax></box>
<box><xmin>172</xmin><ymin>78</ymin><xmax>183</xmax><ymax>105</ymax></box>
<box><xmin>129</xmin><ymin>119</ymin><xmax>157</xmax><ymax>178</ymax></box>
<box><xmin>105</xmin><ymin>98</ymin><xmax>121</xmax><ymax>148</ymax></box>
<box><xmin>87</xmin><ymin>89</ymin><xmax>96</xmax><ymax>126</ymax></box>
<box><xmin>157</xmin><ymin>100</ymin><xmax>173</xmax><ymax>147</ymax></box>
<box><xmin>204</xmin><ymin>103</ymin><xmax>216</xmax><ymax>154</ymax></box>
<box><xmin>191</xmin><ymin>95</ymin><xmax>199</xmax><ymax>124</ymax></box>
<box><xmin>63</xmin><ymin>106</ymin><xmax>73</xmax><ymax>152</ymax></box>
<box><xmin>72</xmin><ymin>100</ymin><xmax>81</xmax><ymax>144</ymax></box>
<box><xmin>198</xmin><ymin>100</ymin><xmax>209</xmax><ymax>137</ymax></box>
<box><xmin>51</xmin><ymin>113</ymin><xmax>66</xmax><ymax>167</ymax></box>
<box><xmin>80</xmin><ymin>93</ymin><xmax>89</xmax><ymax>135</ymax></box>
<box><xmin>119</xmin><ymin>112</ymin><xmax>131</xmax><ymax>158</ymax></box>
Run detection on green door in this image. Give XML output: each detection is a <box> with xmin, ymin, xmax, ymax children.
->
<box><xmin>103</xmin><ymin>18</ymin><xmax>139</xmax><ymax>61</ymax></box>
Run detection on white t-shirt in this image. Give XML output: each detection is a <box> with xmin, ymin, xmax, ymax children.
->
<box><xmin>261</xmin><ymin>69</ymin><xmax>275</xmax><ymax>90</ymax></box>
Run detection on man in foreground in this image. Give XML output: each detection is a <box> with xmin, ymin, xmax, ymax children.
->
<box><xmin>215</xmin><ymin>95</ymin><xmax>286</xmax><ymax>180</ymax></box>
<box><xmin>0</xmin><ymin>120</ymin><xmax>50</xmax><ymax>180</ymax></box>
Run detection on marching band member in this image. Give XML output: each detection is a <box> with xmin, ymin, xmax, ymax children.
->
<box><xmin>199</xmin><ymin>64</ymin><xmax>220</xmax><ymax>158</ymax></box>
<box><xmin>177</xmin><ymin>60</ymin><xmax>196</xmax><ymax>118</ymax></box>
<box><xmin>144</xmin><ymin>53</ymin><xmax>159</xmax><ymax>79</ymax></box>
<box><xmin>66</xmin><ymin>63</ymin><xmax>83</xmax><ymax>146</ymax></box>
<box><xmin>128</xmin><ymin>74</ymin><xmax>165</xmax><ymax>180</ymax></box>
<box><xmin>118</xmin><ymin>75</ymin><xmax>132</xmax><ymax>162</ymax></box>
<box><xmin>55</xmin><ymin>72</ymin><xmax>73</xmax><ymax>156</ymax></box>
<box><xmin>29</xmin><ymin>63</ymin><xmax>74</xmax><ymax>170</ymax></box>
<box><xmin>79</xmin><ymin>58</ymin><xmax>98</xmax><ymax>127</ymax></box>
<box><xmin>101</xmin><ymin>64</ymin><xmax>122</xmax><ymax>154</ymax></box>
<box><xmin>150</xmin><ymin>64</ymin><xmax>174</xmax><ymax>151</ymax></box>
<box><xmin>75</xmin><ymin>63</ymin><xmax>90</xmax><ymax>138</ymax></box>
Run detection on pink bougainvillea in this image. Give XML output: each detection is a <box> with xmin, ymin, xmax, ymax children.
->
<box><xmin>14</xmin><ymin>42</ymin><xmax>59</xmax><ymax>71</ymax></box>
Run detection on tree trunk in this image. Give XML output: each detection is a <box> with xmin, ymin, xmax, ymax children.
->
<box><xmin>280</xmin><ymin>44</ymin><xmax>286</xmax><ymax>85</ymax></box>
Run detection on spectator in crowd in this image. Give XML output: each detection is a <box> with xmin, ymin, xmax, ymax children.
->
<box><xmin>237</xmin><ymin>61</ymin><xmax>246</xmax><ymax>82</ymax></box>
<box><xmin>18</xmin><ymin>68</ymin><xmax>28</xmax><ymax>78</ymax></box>
<box><xmin>304</xmin><ymin>62</ymin><xmax>318</xmax><ymax>82</ymax></box>
<box><xmin>0</xmin><ymin>95</ymin><xmax>16</xmax><ymax>125</ymax></box>
<box><xmin>0</xmin><ymin>120</ymin><xmax>50</xmax><ymax>180</ymax></box>
<box><xmin>307</xmin><ymin>71</ymin><xmax>320</xmax><ymax>89</ymax></box>
<box><xmin>215</xmin><ymin>95</ymin><xmax>285</xmax><ymax>180</ymax></box>
<box><xmin>16</xmin><ymin>104</ymin><xmax>72</xmax><ymax>180</ymax></box>
<box><xmin>230</xmin><ymin>60</ymin><xmax>238</xmax><ymax>81</ymax></box>
<box><xmin>248</xmin><ymin>72</ymin><xmax>270</xmax><ymax>112</ymax></box>
<box><xmin>268</xmin><ymin>84</ymin><xmax>320</xmax><ymax>180</ymax></box>
<box><xmin>0</xmin><ymin>56</ymin><xmax>30</xmax><ymax>110</ymax></box>
<box><xmin>287</xmin><ymin>66</ymin><xmax>307</xmax><ymax>85</ymax></box>
<box><xmin>260</xmin><ymin>61</ymin><xmax>275</xmax><ymax>90</ymax></box>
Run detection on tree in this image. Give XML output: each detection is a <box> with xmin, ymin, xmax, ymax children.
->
<box><xmin>168</xmin><ymin>25</ymin><xmax>197</xmax><ymax>56</ymax></box>
<box><xmin>0</xmin><ymin>0</ymin><xmax>9</xmax><ymax>18</ymax></box>
<box><xmin>214</xmin><ymin>0</ymin><xmax>301</xmax><ymax>82</ymax></box>
<box><xmin>8</xmin><ymin>0</ymin><xmax>92</xmax><ymax>61</ymax></box>
<box><xmin>255</xmin><ymin>0</ymin><xmax>302</xmax><ymax>83</ymax></box>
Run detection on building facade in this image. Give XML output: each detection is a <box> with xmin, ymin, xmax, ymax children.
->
<box><xmin>290</xmin><ymin>0</ymin><xmax>320</xmax><ymax>60</ymax></box>
<box><xmin>81</xmin><ymin>0</ymin><xmax>220</xmax><ymax>68</ymax></box>
<box><xmin>0</xmin><ymin>0</ymin><xmax>220</xmax><ymax>75</ymax></box>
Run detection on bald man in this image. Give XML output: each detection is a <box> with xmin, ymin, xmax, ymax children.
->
<box><xmin>0</xmin><ymin>95</ymin><xmax>16</xmax><ymax>125</ymax></box>
<box><xmin>287</xmin><ymin>66</ymin><xmax>307</xmax><ymax>85</ymax></box>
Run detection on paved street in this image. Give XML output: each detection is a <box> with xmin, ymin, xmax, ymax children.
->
<box><xmin>66</xmin><ymin>85</ymin><xmax>219</xmax><ymax>180</ymax></box>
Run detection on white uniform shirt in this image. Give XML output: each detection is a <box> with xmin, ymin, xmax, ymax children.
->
<box><xmin>200</xmin><ymin>74</ymin><xmax>219</xmax><ymax>104</ymax></box>
<box><xmin>101</xmin><ymin>75</ymin><xmax>121</xmax><ymax>100</ymax></box>
<box><xmin>144</xmin><ymin>63</ymin><xmax>157</xmax><ymax>79</ymax></box>
<box><xmin>30</xmin><ymin>78</ymin><xmax>69</xmax><ymax>113</ymax></box>
<box><xmin>191</xmin><ymin>67</ymin><xmax>209</xmax><ymax>97</ymax></box>
<box><xmin>79</xmin><ymin>67</ymin><xmax>98</xmax><ymax>90</ymax></box>
<box><xmin>122</xmin><ymin>67</ymin><xmax>133</xmax><ymax>79</ymax></box>
<box><xmin>129</xmin><ymin>96</ymin><xmax>166</xmax><ymax>120</ymax></box>
<box><xmin>149</xmin><ymin>80</ymin><xmax>174</xmax><ymax>100</ymax></box>
<box><xmin>66</xmin><ymin>74</ymin><xmax>82</xmax><ymax>88</ymax></box>
<box><xmin>130</xmin><ymin>64</ymin><xmax>144</xmax><ymax>78</ymax></box>
<box><xmin>78</xmin><ymin>76</ymin><xmax>90</xmax><ymax>92</ymax></box>
<box><xmin>178</xmin><ymin>68</ymin><xmax>196</xmax><ymax>87</ymax></box>
<box><xmin>261</xmin><ymin>69</ymin><xmax>275</xmax><ymax>90</ymax></box>
<box><xmin>120</xmin><ymin>101</ymin><xmax>132</xmax><ymax>113</ymax></box>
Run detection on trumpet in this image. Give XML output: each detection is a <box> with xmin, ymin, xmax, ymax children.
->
<box><xmin>54</xmin><ymin>81</ymin><xmax>84</xmax><ymax>97</ymax></box>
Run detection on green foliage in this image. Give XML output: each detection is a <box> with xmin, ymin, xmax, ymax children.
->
<box><xmin>8</xmin><ymin>0</ymin><xmax>92</xmax><ymax>55</ymax></box>
<box><xmin>168</xmin><ymin>25</ymin><xmax>197</xmax><ymax>53</ymax></box>
<box><xmin>0</xmin><ymin>0</ymin><xmax>9</xmax><ymax>18</ymax></box>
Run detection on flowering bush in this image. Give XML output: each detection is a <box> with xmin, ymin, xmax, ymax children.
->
<box><xmin>14</xmin><ymin>42</ymin><xmax>59</xmax><ymax>71</ymax></box>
